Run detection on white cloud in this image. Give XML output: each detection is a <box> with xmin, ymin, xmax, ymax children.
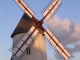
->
<box><xmin>45</xmin><ymin>15</ymin><xmax>80</xmax><ymax>45</ymax></box>
<box><xmin>45</xmin><ymin>15</ymin><xmax>80</xmax><ymax>59</ymax></box>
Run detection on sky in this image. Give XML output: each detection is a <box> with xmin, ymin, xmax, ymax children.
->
<box><xmin>0</xmin><ymin>0</ymin><xmax>80</xmax><ymax>60</ymax></box>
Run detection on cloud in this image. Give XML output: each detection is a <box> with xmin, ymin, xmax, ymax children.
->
<box><xmin>54</xmin><ymin>50</ymin><xmax>75</xmax><ymax>60</ymax></box>
<box><xmin>45</xmin><ymin>15</ymin><xmax>80</xmax><ymax>45</ymax></box>
<box><xmin>45</xmin><ymin>15</ymin><xmax>80</xmax><ymax>59</ymax></box>
<box><xmin>70</xmin><ymin>43</ymin><xmax>80</xmax><ymax>52</ymax></box>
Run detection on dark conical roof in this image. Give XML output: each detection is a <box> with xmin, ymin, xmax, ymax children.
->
<box><xmin>11</xmin><ymin>13</ymin><xmax>43</xmax><ymax>38</ymax></box>
<box><xmin>11</xmin><ymin>13</ymin><xmax>34</xmax><ymax>38</ymax></box>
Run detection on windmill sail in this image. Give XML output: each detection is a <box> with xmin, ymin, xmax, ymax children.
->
<box><xmin>44</xmin><ymin>29</ymin><xmax>70</xmax><ymax>60</ymax></box>
<box><xmin>15</xmin><ymin>0</ymin><xmax>34</xmax><ymax>18</ymax></box>
<box><xmin>9</xmin><ymin>0</ymin><xmax>71</xmax><ymax>60</ymax></box>
<box><xmin>42</xmin><ymin>0</ymin><xmax>61</xmax><ymax>21</ymax></box>
<box><xmin>9</xmin><ymin>26</ymin><xmax>39</xmax><ymax>58</ymax></box>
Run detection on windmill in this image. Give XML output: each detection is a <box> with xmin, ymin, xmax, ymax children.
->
<box><xmin>9</xmin><ymin>0</ymin><xmax>71</xmax><ymax>60</ymax></box>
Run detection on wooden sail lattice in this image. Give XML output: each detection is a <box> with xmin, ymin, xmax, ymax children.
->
<box><xmin>9</xmin><ymin>0</ymin><xmax>71</xmax><ymax>60</ymax></box>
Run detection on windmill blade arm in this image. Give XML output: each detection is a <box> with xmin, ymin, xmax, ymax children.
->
<box><xmin>42</xmin><ymin>0</ymin><xmax>61</xmax><ymax>21</ymax></box>
<box><xmin>9</xmin><ymin>26</ymin><xmax>39</xmax><ymax>58</ymax></box>
<box><xmin>44</xmin><ymin>29</ymin><xmax>70</xmax><ymax>60</ymax></box>
<box><xmin>15</xmin><ymin>0</ymin><xmax>34</xmax><ymax>18</ymax></box>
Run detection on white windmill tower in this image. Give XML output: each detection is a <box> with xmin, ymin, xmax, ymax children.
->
<box><xmin>9</xmin><ymin>0</ymin><xmax>71</xmax><ymax>60</ymax></box>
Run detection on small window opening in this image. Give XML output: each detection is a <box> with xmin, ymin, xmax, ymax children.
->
<box><xmin>26</xmin><ymin>47</ymin><xmax>31</xmax><ymax>54</ymax></box>
<box><xmin>10</xmin><ymin>57</ymin><xmax>12</xmax><ymax>60</ymax></box>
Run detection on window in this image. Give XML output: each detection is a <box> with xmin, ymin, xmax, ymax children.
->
<box><xmin>10</xmin><ymin>57</ymin><xmax>12</xmax><ymax>60</ymax></box>
<box><xmin>26</xmin><ymin>47</ymin><xmax>31</xmax><ymax>54</ymax></box>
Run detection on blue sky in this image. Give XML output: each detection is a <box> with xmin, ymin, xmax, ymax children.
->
<box><xmin>0</xmin><ymin>0</ymin><xmax>80</xmax><ymax>60</ymax></box>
